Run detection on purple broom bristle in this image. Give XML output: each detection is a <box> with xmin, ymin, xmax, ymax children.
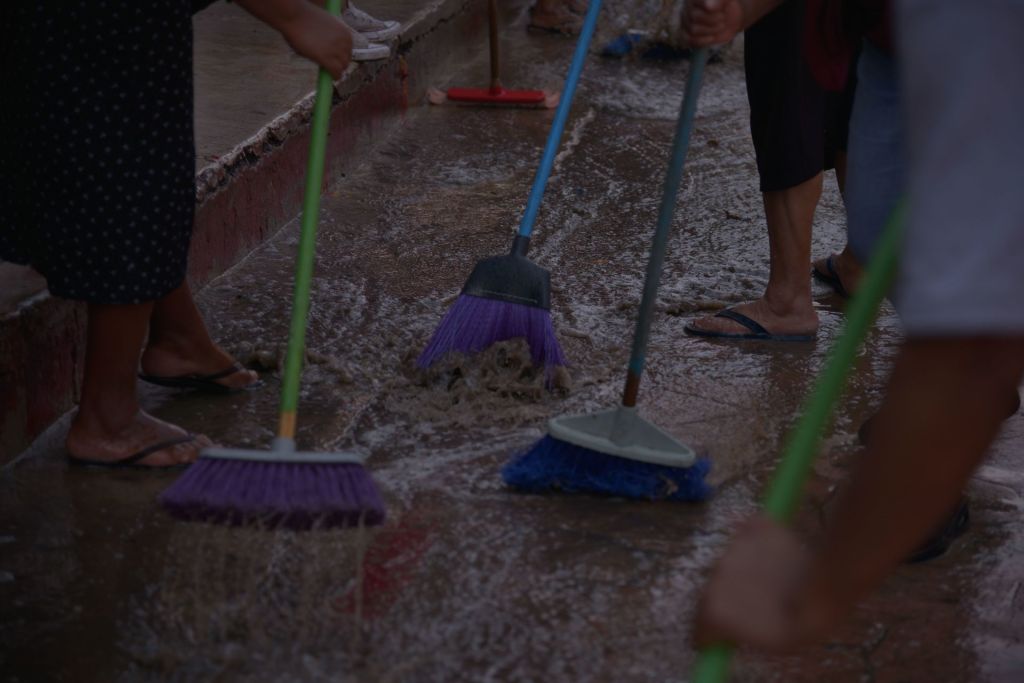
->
<box><xmin>159</xmin><ymin>457</ymin><xmax>387</xmax><ymax>530</ymax></box>
<box><xmin>417</xmin><ymin>294</ymin><xmax>566</xmax><ymax>371</ymax></box>
<box><xmin>502</xmin><ymin>435</ymin><xmax>712</xmax><ymax>501</ymax></box>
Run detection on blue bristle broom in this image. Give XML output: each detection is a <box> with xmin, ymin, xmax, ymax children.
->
<box><xmin>417</xmin><ymin>0</ymin><xmax>605</xmax><ymax>375</ymax></box>
<box><xmin>502</xmin><ymin>49</ymin><xmax>712</xmax><ymax>500</ymax></box>
<box><xmin>159</xmin><ymin>0</ymin><xmax>385</xmax><ymax>530</ymax></box>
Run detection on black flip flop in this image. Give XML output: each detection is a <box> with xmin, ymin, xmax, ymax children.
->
<box><xmin>684</xmin><ymin>309</ymin><xmax>816</xmax><ymax>342</ymax></box>
<box><xmin>906</xmin><ymin>497</ymin><xmax>970</xmax><ymax>564</ymax></box>
<box><xmin>139</xmin><ymin>363</ymin><xmax>262</xmax><ymax>394</ymax></box>
<box><xmin>812</xmin><ymin>254</ymin><xmax>850</xmax><ymax>298</ymax></box>
<box><xmin>68</xmin><ymin>434</ymin><xmax>199</xmax><ymax>471</ymax></box>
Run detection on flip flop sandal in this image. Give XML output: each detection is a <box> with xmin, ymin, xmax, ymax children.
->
<box><xmin>684</xmin><ymin>309</ymin><xmax>816</xmax><ymax>342</ymax></box>
<box><xmin>812</xmin><ymin>254</ymin><xmax>850</xmax><ymax>298</ymax></box>
<box><xmin>68</xmin><ymin>433</ymin><xmax>199</xmax><ymax>471</ymax></box>
<box><xmin>138</xmin><ymin>363</ymin><xmax>262</xmax><ymax>394</ymax></box>
<box><xmin>906</xmin><ymin>497</ymin><xmax>970</xmax><ymax>564</ymax></box>
<box><xmin>527</xmin><ymin>10</ymin><xmax>582</xmax><ymax>36</ymax></box>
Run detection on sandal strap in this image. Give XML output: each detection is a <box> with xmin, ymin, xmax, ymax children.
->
<box><xmin>714</xmin><ymin>309</ymin><xmax>769</xmax><ymax>336</ymax></box>
<box><xmin>119</xmin><ymin>434</ymin><xmax>197</xmax><ymax>466</ymax></box>
<box><xmin>192</xmin><ymin>364</ymin><xmax>245</xmax><ymax>382</ymax></box>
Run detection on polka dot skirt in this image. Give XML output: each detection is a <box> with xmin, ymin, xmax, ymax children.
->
<box><xmin>0</xmin><ymin>1</ymin><xmax>197</xmax><ymax>305</ymax></box>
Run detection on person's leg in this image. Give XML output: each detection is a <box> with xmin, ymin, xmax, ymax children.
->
<box><xmin>66</xmin><ymin>303</ymin><xmax>210</xmax><ymax>466</ymax></box>
<box><xmin>690</xmin><ymin>174</ymin><xmax>822</xmax><ymax>336</ymax></box>
<box><xmin>812</xmin><ymin>147</ymin><xmax>865</xmax><ymax>295</ymax></box>
<box><xmin>813</xmin><ymin>49</ymin><xmax>865</xmax><ymax>297</ymax></box>
<box><xmin>687</xmin><ymin>1</ymin><xmax>823</xmax><ymax>339</ymax></box>
<box><xmin>140</xmin><ymin>281</ymin><xmax>259</xmax><ymax>390</ymax></box>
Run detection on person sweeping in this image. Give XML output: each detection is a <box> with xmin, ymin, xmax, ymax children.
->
<box><xmin>0</xmin><ymin>0</ymin><xmax>356</xmax><ymax>469</ymax></box>
<box><xmin>683</xmin><ymin>0</ymin><xmax>1024</xmax><ymax>669</ymax></box>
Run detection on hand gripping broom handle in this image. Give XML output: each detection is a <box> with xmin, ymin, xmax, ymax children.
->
<box><xmin>691</xmin><ymin>200</ymin><xmax>906</xmax><ymax>682</ymax></box>
<box><xmin>513</xmin><ymin>0</ymin><xmax>603</xmax><ymax>253</ymax></box>
<box><xmin>621</xmin><ymin>49</ymin><xmax>708</xmax><ymax>407</ymax></box>
<box><xmin>277</xmin><ymin>0</ymin><xmax>343</xmax><ymax>441</ymax></box>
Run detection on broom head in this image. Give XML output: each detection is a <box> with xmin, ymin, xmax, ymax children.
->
<box><xmin>418</xmin><ymin>242</ymin><xmax>566</xmax><ymax>371</ymax></box>
<box><xmin>502</xmin><ymin>407</ymin><xmax>711</xmax><ymax>500</ymax></box>
<box><xmin>160</xmin><ymin>440</ymin><xmax>387</xmax><ymax>530</ymax></box>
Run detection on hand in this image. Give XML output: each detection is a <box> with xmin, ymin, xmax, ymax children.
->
<box><xmin>280</xmin><ymin>4</ymin><xmax>353</xmax><ymax>79</ymax></box>
<box><xmin>693</xmin><ymin>515</ymin><xmax>841</xmax><ymax>652</ymax></box>
<box><xmin>681</xmin><ymin>0</ymin><xmax>746</xmax><ymax>47</ymax></box>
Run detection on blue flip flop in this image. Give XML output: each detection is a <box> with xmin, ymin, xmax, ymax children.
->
<box><xmin>684</xmin><ymin>309</ymin><xmax>816</xmax><ymax>342</ymax></box>
<box><xmin>812</xmin><ymin>254</ymin><xmax>850</xmax><ymax>298</ymax></box>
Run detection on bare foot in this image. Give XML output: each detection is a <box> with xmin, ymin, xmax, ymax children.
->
<box><xmin>529</xmin><ymin>1</ymin><xmax>583</xmax><ymax>34</ymax></box>
<box><xmin>686</xmin><ymin>298</ymin><xmax>819</xmax><ymax>337</ymax></box>
<box><xmin>67</xmin><ymin>410</ymin><xmax>211</xmax><ymax>467</ymax></box>
<box><xmin>140</xmin><ymin>340</ymin><xmax>259</xmax><ymax>391</ymax></box>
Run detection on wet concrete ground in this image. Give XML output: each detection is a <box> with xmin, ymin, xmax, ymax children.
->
<box><xmin>3</xmin><ymin>9</ymin><xmax>1024</xmax><ymax>683</ymax></box>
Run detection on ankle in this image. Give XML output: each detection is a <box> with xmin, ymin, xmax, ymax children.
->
<box><xmin>72</xmin><ymin>401</ymin><xmax>140</xmax><ymax>439</ymax></box>
<box><xmin>144</xmin><ymin>328</ymin><xmax>218</xmax><ymax>360</ymax></box>
<box><xmin>762</xmin><ymin>290</ymin><xmax>814</xmax><ymax>318</ymax></box>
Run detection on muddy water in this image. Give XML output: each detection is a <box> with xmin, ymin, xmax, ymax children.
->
<box><xmin>3</xmin><ymin>7</ymin><xmax>1023</xmax><ymax>683</ymax></box>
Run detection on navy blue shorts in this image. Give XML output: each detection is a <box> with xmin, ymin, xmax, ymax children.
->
<box><xmin>744</xmin><ymin>0</ymin><xmax>857</xmax><ymax>192</ymax></box>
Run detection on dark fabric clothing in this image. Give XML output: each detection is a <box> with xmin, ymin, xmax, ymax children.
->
<box><xmin>192</xmin><ymin>0</ymin><xmax>220</xmax><ymax>14</ymax></box>
<box><xmin>744</xmin><ymin>0</ymin><xmax>857</xmax><ymax>192</ymax></box>
<box><xmin>803</xmin><ymin>0</ymin><xmax>892</xmax><ymax>91</ymax></box>
<box><xmin>0</xmin><ymin>1</ymin><xmax>196</xmax><ymax>304</ymax></box>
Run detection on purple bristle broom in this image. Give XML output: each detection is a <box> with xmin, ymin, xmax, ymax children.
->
<box><xmin>160</xmin><ymin>0</ymin><xmax>384</xmax><ymax>530</ymax></box>
<box><xmin>417</xmin><ymin>0</ymin><xmax>606</xmax><ymax>373</ymax></box>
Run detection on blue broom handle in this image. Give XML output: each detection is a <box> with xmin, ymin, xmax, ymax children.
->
<box><xmin>624</xmin><ymin>49</ymin><xmax>707</xmax><ymax>402</ymax></box>
<box><xmin>516</xmin><ymin>0</ymin><xmax>602</xmax><ymax>239</ymax></box>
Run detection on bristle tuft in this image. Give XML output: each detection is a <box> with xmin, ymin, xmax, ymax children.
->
<box><xmin>502</xmin><ymin>435</ymin><xmax>712</xmax><ymax>501</ymax></box>
<box><xmin>160</xmin><ymin>457</ymin><xmax>387</xmax><ymax>530</ymax></box>
<box><xmin>418</xmin><ymin>294</ymin><xmax>566</xmax><ymax>371</ymax></box>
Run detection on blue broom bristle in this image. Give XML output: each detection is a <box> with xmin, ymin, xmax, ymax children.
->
<box><xmin>417</xmin><ymin>294</ymin><xmax>566</xmax><ymax>370</ymax></box>
<box><xmin>159</xmin><ymin>457</ymin><xmax>387</xmax><ymax>530</ymax></box>
<box><xmin>502</xmin><ymin>435</ymin><xmax>712</xmax><ymax>501</ymax></box>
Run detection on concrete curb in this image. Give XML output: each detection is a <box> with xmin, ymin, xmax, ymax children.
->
<box><xmin>0</xmin><ymin>0</ymin><xmax>495</xmax><ymax>463</ymax></box>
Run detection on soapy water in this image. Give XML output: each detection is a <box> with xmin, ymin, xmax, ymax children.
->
<box><xmin>3</xmin><ymin>6</ymin><xmax>1020</xmax><ymax>682</ymax></box>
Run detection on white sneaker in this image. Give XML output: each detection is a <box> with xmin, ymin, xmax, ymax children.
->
<box><xmin>347</xmin><ymin>22</ymin><xmax>390</xmax><ymax>61</ymax></box>
<box><xmin>343</xmin><ymin>3</ymin><xmax>401</xmax><ymax>42</ymax></box>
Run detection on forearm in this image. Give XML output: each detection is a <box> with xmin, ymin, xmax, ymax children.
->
<box><xmin>737</xmin><ymin>0</ymin><xmax>786</xmax><ymax>30</ymax></box>
<box><xmin>799</xmin><ymin>338</ymin><xmax>1024</xmax><ymax>620</ymax></box>
<box><xmin>683</xmin><ymin>0</ymin><xmax>787</xmax><ymax>47</ymax></box>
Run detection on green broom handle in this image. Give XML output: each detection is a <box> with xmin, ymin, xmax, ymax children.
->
<box><xmin>691</xmin><ymin>200</ymin><xmax>906</xmax><ymax>682</ymax></box>
<box><xmin>278</xmin><ymin>0</ymin><xmax>343</xmax><ymax>440</ymax></box>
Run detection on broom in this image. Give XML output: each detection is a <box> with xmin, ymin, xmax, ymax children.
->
<box><xmin>443</xmin><ymin>0</ymin><xmax>548</xmax><ymax>106</ymax></box>
<box><xmin>502</xmin><ymin>49</ymin><xmax>712</xmax><ymax>500</ymax></box>
<box><xmin>691</xmin><ymin>202</ymin><xmax>905</xmax><ymax>681</ymax></box>
<box><xmin>416</xmin><ymin>0</ymin><xmax>604</xmax><ymax>375</ymax></box>
<box><xmin>159</xmin><ymin>0</ymin><xmax>385</xmax><ymax>530</ymax></box>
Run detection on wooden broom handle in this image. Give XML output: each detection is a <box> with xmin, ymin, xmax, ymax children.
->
<box><xmin>488</xmin><ymin>0</ymin><xmax>501</xmax><ymax>91</ymax></box>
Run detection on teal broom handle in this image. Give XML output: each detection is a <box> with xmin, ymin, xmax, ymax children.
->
<box><xmin>278</xmin><ymin>0</ymin><xmax>342</xmax><ymax>439</ymax></box>
<box><xmin>516</xmin><ymin>0</ymin><xmax>602</xmax><ymax>239</ymax></box>
<box><xmin>691</xmin><ymin>201</ymin><xmax>906</xmax><ymax>682</ymax></box>
<box><xmin>622</xmin><ymin>49</ymin><xmax>708</xmax><ymax>406</ymax></box>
